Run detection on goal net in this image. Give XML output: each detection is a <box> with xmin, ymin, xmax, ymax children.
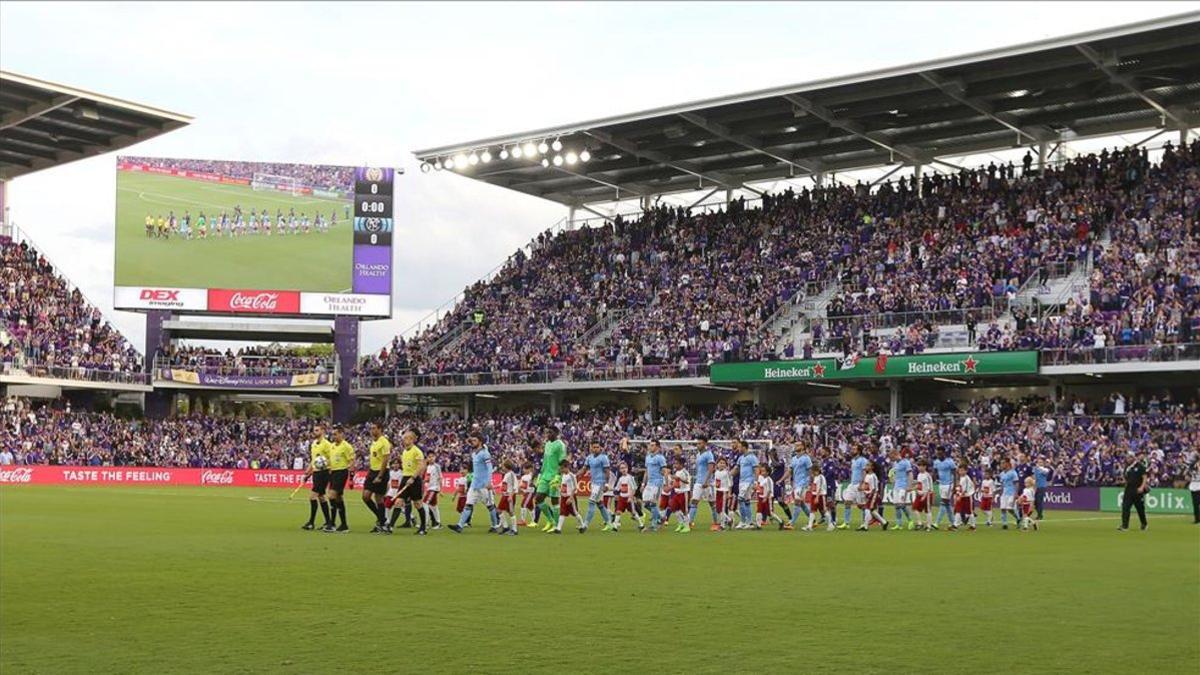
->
<box><xmin>251</xmin><ymin>173</ymin><xmax>302</xmax><ymax>196</ymax></box>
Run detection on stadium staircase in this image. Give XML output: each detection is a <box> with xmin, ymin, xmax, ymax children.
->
<box><xmin>770</xmin><ymin>280</ymin><xmax>841</xmax><ymax>355</ymax></box>
<box><xmin>581</xmin><ymin>309</ymin><xmax>627</xmax><ymax>348</ymax></box>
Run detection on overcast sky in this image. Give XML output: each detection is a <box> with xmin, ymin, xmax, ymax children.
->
<box><xmin>2</xmin><ymin>1</ymin><xmax>1196</xmax><ymax>353</ymax></box>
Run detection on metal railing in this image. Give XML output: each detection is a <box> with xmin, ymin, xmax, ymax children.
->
<box><xmin>351</xmin><ymin>362</ymin><xmax>711</xmax><ymax>390</ymax></box>
<box><xmin>821</xmin><ymin>304</ymin><xmax>1005</xmax><ymax>333</ymax></box>
<box><xmin>1040</xmin><ymin>342</ymin><xmax>1200</xmax><ymax>366</ymax></box>
<box><xmin>1</xmin><ymin>361</ymin><xmax>150</xmax><ymax>385</ymax></box>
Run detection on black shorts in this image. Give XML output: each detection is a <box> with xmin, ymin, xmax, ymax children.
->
<box><xmin>311</xmin><ymin>470</ymin><xmax>330</xmax><ymax>494</ymax></box>
<box><xmin>365</xmin><ymin>469</ymin><xmax>387</xmax><ymax>496</ymax></box>
<box><xmin>398</xmin><ymin>477</ymin><xmax>423</xmax><ymax>501</ymax></box>
<box><xmin>329</xmin><ymin>469</ymin><xmax>349</xmax><ymax>493</ymax></box>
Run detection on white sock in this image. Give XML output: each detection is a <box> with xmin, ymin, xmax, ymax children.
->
<box><xmin>557</xmin><ymin>515</ymin><xmax>565</xmax><ymax>530</ymax></box>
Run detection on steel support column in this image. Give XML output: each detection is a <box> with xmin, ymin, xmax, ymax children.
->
<box><xmin>889</xmin><ymin>381</ymin><xmax>902</xmax><ymax>421</ymax></box>
<box><xmin>333</xmin><ymin>316</ymin><xmax>359</xmax><ymax>424</ymax></box>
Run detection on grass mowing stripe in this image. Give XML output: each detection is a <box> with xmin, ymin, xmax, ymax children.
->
<box><xmin>1</xmin><ymin>486</ymin><xmax>1196</xmax><ymax>674</ymax></box>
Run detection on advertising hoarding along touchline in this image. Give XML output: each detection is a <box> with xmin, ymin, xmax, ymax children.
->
<box><xmin>112</xmin><ymin>156</ymin><xmax>394</xmax><ymax>318</ymax></box>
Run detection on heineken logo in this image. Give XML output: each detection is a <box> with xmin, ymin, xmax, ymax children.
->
<box><xmin>906</xmin><ymin>354</ymin><xmax>978</xmax><ymax>375</ymax></box>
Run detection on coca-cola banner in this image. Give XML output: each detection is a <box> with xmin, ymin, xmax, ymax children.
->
<box><xmin>0</xmin><ymin>467</ymin><xmax>515</xmax><ymax>493</ymax></box>
<box><xmin>207</xmin><ymin>288</ymin><xmax>301</xmax><ymax>315</ymax></box>
<box><xmin>156</xmin><ymin>369</ymin><xmax>332</xmax><ymax>389</ymax></box>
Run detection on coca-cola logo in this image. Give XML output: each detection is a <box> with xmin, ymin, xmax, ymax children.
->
<box><xmin>0</xmin><ymin>467</ymin><xmax>34</xmax><ymax>483</ymax></box>
<box><xmin>201</xmin><ymin>470</ymin><xmax>234</xmax><ymax>485</ymax></box>
<box><xmin>230</xmin><ymin>292</ymin><xmax>279</xmax><ymax>311</ymax></box>
<box><xmin>210</xmin><ymin>289</ymin><xmax>300</xmax><ymax>314</ymax></box>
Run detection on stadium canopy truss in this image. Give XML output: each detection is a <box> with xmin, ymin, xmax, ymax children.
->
<box><xmin>0</xmin><ymin>70</ymin><xmax>192</xmax><ymax>181</ymax></box>
<box><xmin>415</xmin><ymin>12</ymin><xmax>1200</xmax><ymax>208</ymax></box>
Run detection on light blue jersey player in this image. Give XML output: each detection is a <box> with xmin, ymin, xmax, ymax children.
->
<box><xmin>999</xmin><ymin>459</ymin><xmax>1020</xmax><ymax>528</ymax></box>
<box><xmin>734</xmin><ymin>440</ymin><xmax>759</xmax><ymax>528</ymax></box>
<box><xmin>891</xmin><ymin>453</ymin><xmax>913</xmax><ymax>528</ymax></box>
<box><xmin>688</xmin><ymin>437</ymin><xmax>718</xmax><ymax>528</ymax></box>
<box><xmin>643</xmin><ymin>441</ymin><xmax>668</xmax><ymax>530</ymax></box>
<box><xmin>933</xmin><ymin>453</ymin><xmax>958</xmax><ymax>528</ymax></box>
<box><xmin>788</xmin><ymin>448</ymin><xmax>813</xmax><ymax>526</ymax></box>
<box><xmin>450</xmin><ymin>433</ymin><xmax>499</xmax><ymax>533</ymax></box>
<box><xmin>582</xmin><ymin>442</ymin><xmax>613</xmax><ymax>532</ymax></box>
<box><xmin>840</xmin><ymin>448</ymin><xmax>869</xmax><ymax>529</ymax></box>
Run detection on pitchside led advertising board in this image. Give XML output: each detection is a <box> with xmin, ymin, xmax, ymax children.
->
<box><xmin>112</xmin><ymin>156</ymin><xmax>394</xmax><ymax>318</ymax></box>
<box><xmin>709</xmin><ymin>351</ymin><xmax>1039</xmax><ymax>383</ymax></box>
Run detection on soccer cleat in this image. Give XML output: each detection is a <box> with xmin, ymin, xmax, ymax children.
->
<box><xmin>321</xmin><ymin>524</ymin><xmax>336</xmax><ymax>533</ymax></box>
<box><xmin>679</xmin><ymin>525</ymin><xmax>691</xmax><ymax>533</ymax></box>
<box><xmin>907</xmin><ymin>521</ymin><xmax>914</xmax><ymax>531</ymax></box>
<box><xmin>551</xmin><ymin>528</ymin><xmax>562</xmax><ymax>535</ymax></box>
<box><xmin>505</xmin><ymin>529</ymin><xmax>518</xmax><ymax>536</ymax></box>
<box><xmin>782</xmin><ymin>523</ymin><xmax>794</xmax><ymax>530</ymax></box>
<box><xmin>301</xmin><ymin>523</ymin><xmax>315</xmax><ymax>531</ymax></box>
<box><xmin>336</xmin><ymin>524</ymin><xmax>349</xmax><ymax>533</ymax></box>
<box><xmin>882</xmin><ymin>522</ymin><xmax>889</xmax><ymax>531</ymax></box>
<box><xmin>541</xmin><ymin>522</ymin><xmax>553</xmax><ymax>533</ymax></box>
<box><xmin>857</xmin><ymin>526</ymin><xmax>868</xmax><ymax>531</ymax></box>
<box><xmin>370</xmin><ymin>525</ymin><xmax>382</xmax><ymax>534</ymax></box>
<box><xmin>601</xmin><ymin>523</ymin><xmax>612</xmax><ymax>532</ymax></box>
<box><xmin>414</xmin><ymin>528</ymin><xmax>427</xmax><ymax>536</ymax></box>
<box><xmin>1002</xmin><ymin>524</ymin><xmax>1008</xmax><ymax>530</ymax></box>
<box><xmin>710</xmin><ymin>524</ymin><xmax>722</xmax><ymax>532</ymax></box>
<box><xmin>837</xmin><ymin>523</ymin><xmax>849</xmax><ymax>530</ymax></box>
<box><xmin>448</xmin><ymin>525</ymin><xmax>463</xmax><ymax>533</ymax></box>
<box><xmin>517</xmin><ymin>520</ymin><xmax>527</xmax><ymax>527</ymax></box>
<box><xmin>578</xmin><ymin>526</ymin><xmax>587</xmax><ymax>534</ymax></box>
<box><xmin>431</xmin><ymin>524</ymin><xmax>441</xmax><ymax>531</ymax></box>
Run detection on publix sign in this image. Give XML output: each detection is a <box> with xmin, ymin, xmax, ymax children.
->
<box><xmin>1100</xmin><ymin>488</ymin><xmax>1193</xmax><ymax>514</ymax></box>
<box><xmin>711</xmin><ymin>351</ymin><xmax>1039</xmax><ymax>384</ymax></box>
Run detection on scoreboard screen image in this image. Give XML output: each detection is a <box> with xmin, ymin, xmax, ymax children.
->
<box><xmin>113</xmin><ymin>156</ymin><xmax>393</xmax><ymax>318</ymax></box>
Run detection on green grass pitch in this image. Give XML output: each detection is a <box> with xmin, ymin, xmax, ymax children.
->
<box><xmin>114</xmin><ymin>171</ymin><xmax>353</xmax><ymax>292</ymax></box>
<box><xmin>1</xmin><ymin>486</ymin><xmax>1197</xmax><ymax>674</ymax></box>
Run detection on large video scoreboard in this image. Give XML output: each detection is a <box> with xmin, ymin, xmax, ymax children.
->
<box><xmin>112</xmin><ymin>156</ymin><xmax>396</xmax><ymax>318</ymax></box>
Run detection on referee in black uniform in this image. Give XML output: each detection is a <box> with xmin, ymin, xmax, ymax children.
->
<box><xmin>1118</xmin><ymin>450</ymin><xmax>1149</xmax><ymax>531</ymax></box>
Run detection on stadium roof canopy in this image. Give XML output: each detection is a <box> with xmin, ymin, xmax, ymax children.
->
<box><xmin>0</xmin><ymin>70</ymin><xmax>192</xmax><ymax>180</ymax></box>
<box><xmin>414</xmin><ymin>12</ymin><xmax>1200</xmax><ymax>206</ymax></box>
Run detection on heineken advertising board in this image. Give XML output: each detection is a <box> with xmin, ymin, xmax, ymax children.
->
<box><xmin>710</xmin><ymin>351</ymin><xmax>1039</xmax><ymax>384</ymax></box>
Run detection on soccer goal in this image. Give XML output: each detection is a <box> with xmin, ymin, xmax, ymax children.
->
<box><xmin>251</xmin><ymin>172</ymin><xmax>303</xmax><ymax>196</ymax></box>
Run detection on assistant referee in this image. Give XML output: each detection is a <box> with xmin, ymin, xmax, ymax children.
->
<box><xmin>396</xmin><ymin>430</ymin><xmax>427</xmax><ymax>535</ymax></box>
<box><xmin>364</xmin><ymin>423</ymin><xmax>393</xmax><ymax>533</ymax></box>
<box><xmin>1118</xmin><ymin>450</ymin><xmax>1149</xmax><ymax>531</ymax></box>
<box><xmin>302</xmin><ymin>424</ymin><xmax>333</xmax><ymax>531</ymax></box>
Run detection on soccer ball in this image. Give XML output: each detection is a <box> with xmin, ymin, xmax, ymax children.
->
<box><xmin>313</xmin><ymin>456</ymin><xmax>328</xmax><ymax>470</ymax></box>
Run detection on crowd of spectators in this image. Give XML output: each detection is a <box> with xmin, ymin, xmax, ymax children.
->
<box><xmin>156</xmin><ymin>345</ymin><xmax>334</xmax><ymax>377</ymax></box>
<box><xmin>4</xmin><ymin>394</ymin><xmax>1196</xmax><ymax>489</ymax></box>
<box><xmin>357</xmin><ymin>140</ymin><xmax>1200</xmax><ymax>383</ymax></box>
<box><xmin>120</xmin><ymin>156</ymin><xmax>353</xmax><ymax>191</ymax></box>
<box><xmin>1</xmin><ymin>237</ymin><xmax>143</xmax><ymax>380</ymax></box>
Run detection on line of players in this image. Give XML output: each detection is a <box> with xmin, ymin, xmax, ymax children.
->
<box><xmin>302</xmin><ymin>423</ymin><xmax>1041</xmax><ymax>535</ymax></box>
<box><xmin>142</xmin><ymin>205</ymin><xmax>341</xmax><ymax>240</ymax></box>
<box><xmin>437</xmin><ymin>438</ymin><xmax>1042</xmax><ymax>535</ymax></box>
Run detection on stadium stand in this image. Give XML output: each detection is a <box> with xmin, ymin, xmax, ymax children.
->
<box><xmin>1</xmin><ymin>232</ymin><xmax>144</xmax><ymax>383</ymax></box>
<box><xmin>3</xmin><ymin>395</ymin><xmax>1196</xmax><ymax>487</ymax></box>
<box><xmin>356</xmin><ymin>139</ymin><xmax>1199</xmax><ymax>386</ymax></box>
<box><xmin>155</xmin><ymin>345</ymin><xmax>335</xmax><ymax>378</ymax></box>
